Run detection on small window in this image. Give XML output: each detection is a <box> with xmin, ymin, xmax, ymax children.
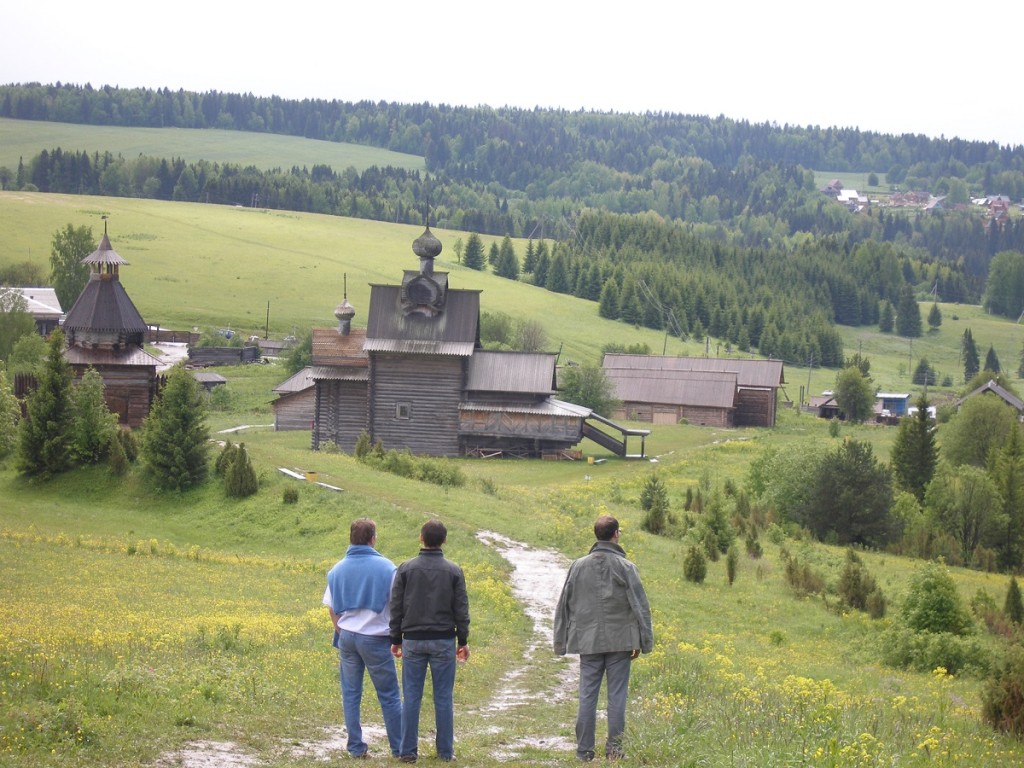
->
<box><xmin>395</xmin><ymin>403</ymin><xmax>411</xmax><ymax>420</ymax></box>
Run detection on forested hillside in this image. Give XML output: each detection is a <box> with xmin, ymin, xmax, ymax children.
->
<box><xmin>3</xmin><ymin>82</ymin><xmax>1024</xmax><ymax>368</ymax></box>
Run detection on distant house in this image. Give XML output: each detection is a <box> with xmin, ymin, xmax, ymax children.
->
<box><xmin>809</xmin><ymin>392</ymin><xmax>841</xmax><ymax>420</ymax></box>
<box><xmin>875</xmin><ymin>392</ymin><xmax>911</xmax><ymax>420</ymax></box>
<box><xmin>822</xmin><ymin>179</ymin><xmax>843</xmax><ymax>197</ymax></box>
<box><xmin>809</xmin><ymin>391</ymin><xmax>911</xmax><ymax>423</ymax></box>
<box><xmin>602</xmin><ymin>354</ymin><xmax>785</xmax><ymax>427</ymax></box>
<box><xmin>957</xmin><ymin>379</ymin><xmax>1024</xmax><ymax>418</ymax></box>
<box><xmin>1</xmin><ymin>286</ymin><xmax>64</xmax><ymax>335</ymax></box>
<box><xmin>308</xmin><ymin>228</ymin><xmax>647</xmax><ymax>458</ymax></box>
<box><xmin>193</xmin><ymin>371</ymin><xmax>227</xmax><ymax>392</ymax></box>
<box><xmin>272</xmin><ymin>367</ymin><xmax>316</xmax><ymax>432</ymax></box>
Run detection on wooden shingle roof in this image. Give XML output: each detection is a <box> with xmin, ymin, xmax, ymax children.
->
<box><xmin>311</xmin><ymin>327</ymin><xmax>368</xmax><ymax>367</ymax></box>
<box><xmin>364</xmin><ymin>285</ymin><xmax>480</xmax><ymax>356</ymax></box>
<box><xmin>63</xmin><ymin>276</ymin><xmax>146</xmax><ymax>335</ymax></box>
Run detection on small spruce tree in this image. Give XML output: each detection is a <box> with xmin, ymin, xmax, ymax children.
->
<box><xmin>142</xmin><ymin>364</ymin><xmax>210</xmax><ymax>491</ymax></box>
<box><xmin>17</xmin><ymin>329</ymin><xmax>74</xmax><ymax>478</ymax></box>
<box><xmin>215</xmin><ymin>441</ymin><xmax>238</xmax><ymax>476</ymax></box>
<box><xmin>1005</xmin><ymin>577</ymin><xmax>1024</xmax><ymax>625</ymax></box>
<box><xmin>0</xmin><ymin>368</ymin><xmax>20</xmax><ymax>461</ymax></box>
<box><xmin>726</xmin><ymin>542</ymin><xmax>739</xmax><ymax>586</ymax></box>
<box><xmin>683</xmin><ymin>545</ymin><xmax>707</xmax><ymax>584</ymax></box>
<box><xmin>225</xmin><ymin>442</ymin><xmax>258</xmax><ymax>498</ymax></box>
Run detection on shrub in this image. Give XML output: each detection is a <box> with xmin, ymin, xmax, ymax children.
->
<box><xmin>416</xmin><ymin>457</ymin><xmax>467</xmax><ymax>488</ymax></box>
<box><xmin>866</xmin><ymin>588</ymin><xmax>887</xmax><ymax>619</ymax></box>
<box><xmin>642</xmin><ymin>492</ymin><xmax>669</xmax><ymax>535</ymax></box>
<box><xmin>108</xmin><ymin>428</ymin><xmax>129</xmax><ymax>477</ymax></box>
<box><xmin>982</xmin><ymin>647</ymin><xmax>1024</xmax><ymax>738</ymax></box>
<box><xmin>901</xmin><ymin>561</ymin><xmax>974</xmax><ymax>636</ymax></box>
<box><xmin>878</xmin><ymin>625</ymin><xmax>991</xmax><ymax>676</ymax></box>
<box><xmin>282</xmin><ymin>486</ymin><xmax>299</xmax><ymax>504</ymax></box>
<box><xmin>116</xmin><ymin>428</ymin><xmax>139</xmax><ymax>463</ymax></box>
<box><xmin>215</xmin><ymin>441</ymin><xmax>238</xmax><ymax>476</ymax></box>
<box><xmin>354</xmin><ymin>430</ymin><xmax>372</xmax><ymax>459</ymax></box>
<box><xmin>209</xmin><ymin>384</ymin><xmax>235</xmax><ymax>411</ymax></box>
<box><xmin>745</xmin><ymin>532</ymin><xmax>763</xmax><ymax>558</ymax></box>
<box><xmin>726</xmin><ymin>542</ymin><xmax>739</xmax><ymax>586</ymax></box>
<box><xmin>784</xmin><ymin>555</ymin><xmax>826</xmax><ymax>597</ymax></box>
<box><xmin>837</xmin><ymin>549</ymin><xmax>884</xmax><ymax>615</ymax></box>
<box><xmin>1006</xmin><ymin>578</ymin><xmax>1024</xmax><ymax>626</ymax></box>
<box><xmin>225</xmin><ymin>443</ymin><xmax>258</xmax><ymax>498</ymax></box>
<box><xmin>683</xmin><ymin>546</ymin><xmax>707</xmax><ymax>584</ymax></box>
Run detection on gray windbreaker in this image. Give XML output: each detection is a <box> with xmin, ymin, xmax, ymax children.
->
<box><xmin>553</xmin><ymin>540</ymin><xmax>654</xmax><ymax>656</ymax></box>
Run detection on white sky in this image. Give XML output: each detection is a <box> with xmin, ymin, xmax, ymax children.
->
<box><xmin>3</xmin><ymin>1</ymin><xmax>1021</xmax><ymax>148</ymax></box>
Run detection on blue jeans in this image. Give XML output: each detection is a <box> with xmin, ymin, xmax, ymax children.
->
<box><xmin>338</xmin><ymin>630</ymin><xmax>402</xmax><ymax>757</ymax></box>
<box><xmin>577</xmin><ymin>651</ymin><xmax>633</xmax><ymax>760</ymax></box>
<box><xmin>399</xmin><ymin>637</ymin><xmax>457</xmax><ymax>760</ymax></box>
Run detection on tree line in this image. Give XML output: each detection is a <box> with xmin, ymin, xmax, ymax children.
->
<box><xmin>3</xmin><ymin>83</ymin><xmax>1024</xmax><ymax>300</ymax></box>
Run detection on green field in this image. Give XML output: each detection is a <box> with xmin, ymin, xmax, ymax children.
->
<box><xmin>0</xmin><ymin>117</ymin><xmax>425</xmax><ymax>175</ymax></box>
<box><xmin>4</xmin><ymin>185</ymin><xmax>1024</xmax><ymax>765</ymax></box>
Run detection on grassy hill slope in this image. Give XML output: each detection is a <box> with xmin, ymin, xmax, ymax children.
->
<box><xmin>0</xmin><ymin>117</ymin><xmax>425</xmax><ymax>174</ymax></box>
<box><xmin>4</xmin><ymin>190</ymin><xmax>1024</xmax><ymax>764</ymax></box>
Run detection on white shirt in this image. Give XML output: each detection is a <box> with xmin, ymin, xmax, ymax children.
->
<box><xmin>322</xmin><ymin>576</ymin><xmax>394</xmax><ymax>637</ymax></box>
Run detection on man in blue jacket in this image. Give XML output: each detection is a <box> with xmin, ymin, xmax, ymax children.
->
<box><xmin>554</xmin><ymin>515</ymin><xmax>654</xmax><ymax>762</ymax></box>
<box><xmin>324</xmin><ymin>518</ymin><xmax>402</xmax><ymax>759</ymax></box>
<box><xmin>390</xmin><ymin>519</ymin><xmax>470</xmax><ymax>763</ymax></box>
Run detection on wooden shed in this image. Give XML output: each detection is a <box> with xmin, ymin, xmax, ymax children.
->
<box><xmin>271</xmin><ymin>367</ymin><xmax>316</xmax><ymax>432</ymax></box>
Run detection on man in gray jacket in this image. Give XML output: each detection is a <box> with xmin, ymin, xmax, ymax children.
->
<box><xmin>554</xmin><ymin>515</ymin><xmax>654</xmax><ymax>762</ymax></box>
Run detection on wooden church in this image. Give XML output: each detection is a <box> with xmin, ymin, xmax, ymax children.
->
<box><xmin>309</xmin><ymin>227</ymin><xmax>644</xmax><ymax>458</ymax></box>
<box><xmin>62</xmin><ymin>226</ymin><xmax>161</xmax><ymax>427</ymax></box>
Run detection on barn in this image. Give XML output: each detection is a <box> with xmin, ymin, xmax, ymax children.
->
<box><xmin>602</xmin><ymin>354</ymin><xmax>785</xmax><ymax>427</ymax></box>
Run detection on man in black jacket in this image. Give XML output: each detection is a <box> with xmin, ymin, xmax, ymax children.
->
<box><xmin>390</xmin><ymin>520</ymin><xmax>470</xmax><ymax>763</ymax></box>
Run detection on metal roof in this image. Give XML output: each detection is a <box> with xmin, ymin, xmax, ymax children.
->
<box><xmin>460</xmin><ymin>396</ymin><xmax>592</xmax><ymax>418</ymax></box>
<box><xmin>605</xmin><ymin>368</ymin><xmax>738</xmax><ymax>408</ymax></box>
<box><xmin>308</xmin><ymin>365</ymin><xmax>369</xmax><ymax>382</ymax></box>
<box><xmin>63</xmin><ymin>345</ymin><xmax>161</xmax><ymax>367</ymax></box>
<box><xmin>603</xmin><ymin>354</ymin><xmax>784</xmax><ymax>388</ymax></box>
<box><xmin>2</xmin><ymin>286</ymin><xmax>63</xmax><ymax>317</ymax></box>
<box><xmin>465</xmin><ymin>351</ymin><xmax>557</xmax><ymax>394</ymax></box>
<box><xmin>273</xmin><ymin>367</ymin><xmax>317</xmax><ymax>394</ymax></box>
<box><xmin>364</xmin><ymin>285</ymin><xmax>480</xmax><ymax>357</ymax></box>
<box><xmin>958</xmin><ymin>379</ymin><xmax>1024</xmax><ymax>412</ymax></box>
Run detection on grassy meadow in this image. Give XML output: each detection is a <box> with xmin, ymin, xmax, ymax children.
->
<box><xmin>3</xmin><ymin>179</ymin><xmax>1024</xmax><ymax>764</ymax></box>
<box><xmin>0</xmin><ymin>117</ymin><xmax>425</xmax><ymax>175</ymax></box>
<box><xmin>4</xmin><ymin>386</ymin><xmax>1024</xmax><ymax>766</ymax></box>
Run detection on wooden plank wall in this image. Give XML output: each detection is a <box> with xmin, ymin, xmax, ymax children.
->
<box><xmin>370</xmin><ymin>354</ymin><xmax>462</xmax><ymax>456</ymax></box>
<box><xmin>313</xmin><ymin>380</ymin><xmax>368</xmax><ymax>452</ymax></box>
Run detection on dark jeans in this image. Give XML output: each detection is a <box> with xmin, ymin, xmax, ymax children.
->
<box><xmin>576</xmin><ymin>651</ymin><xmax>632</xmax><ymax>760</ymax></box>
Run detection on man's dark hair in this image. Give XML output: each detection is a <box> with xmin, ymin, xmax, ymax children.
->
<box><xmin>594</xmin><ymin>515</ymin><xmax>619</xmax><ymax>541</ymax></box>
<box><xmin>350</xmin><ymin>518</ymin><xmax>376</xmax><ymax>546</ymax></box>
<box><xmin>421</xmin><ymin>519</ymin><xmax>448</xmax><ymax>548</ymax></box>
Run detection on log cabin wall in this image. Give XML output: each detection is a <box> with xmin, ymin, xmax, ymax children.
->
<box><xmin>369</xmin><ymin>353</ymin><xmax>462</xmax><ymax>456</ymax></box>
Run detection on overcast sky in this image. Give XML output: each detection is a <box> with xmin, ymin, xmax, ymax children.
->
<box><xmin>4</xmin><ymin>1</ymin><xmax>1021</xmax><ymax>148</ymax></box>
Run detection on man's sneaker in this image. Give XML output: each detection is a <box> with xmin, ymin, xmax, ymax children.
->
<box><xmin>398</xmin><ymin>756</ymin><xmax>417</xmax><ymax>763</ymax></box>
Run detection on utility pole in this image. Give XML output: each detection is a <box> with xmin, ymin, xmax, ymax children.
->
<box><xmin>806</xmin><ymin>352</ymin><xmax>814</xmax><ymax>405</ymax></box>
